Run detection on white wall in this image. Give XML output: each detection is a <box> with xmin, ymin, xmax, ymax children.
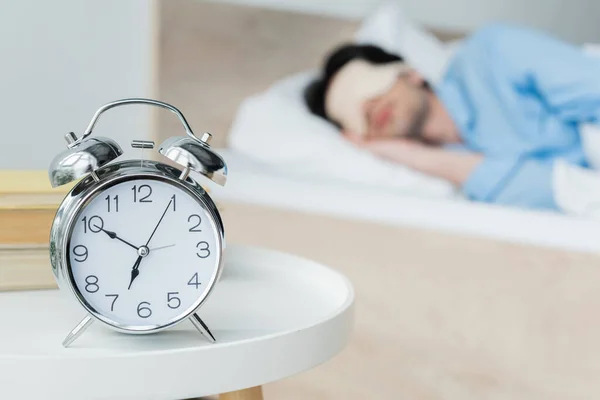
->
<box><xmin>212</xmin><ymin>0</ymin><xmax>600</xmax><ymax>44</ymax></box>
<box><xmin>0</xmin><ymin>0</ymin><xmax>155</xmax><ymax>170</ymax></box>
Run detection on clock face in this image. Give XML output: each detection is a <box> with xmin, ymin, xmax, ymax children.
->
<box><xmin>67</xmin><ymin>177</ymin><xmax>221</xmax><ymax>329</ymax></box>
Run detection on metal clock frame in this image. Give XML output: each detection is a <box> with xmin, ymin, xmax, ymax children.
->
<box><xmin>50</xmin><ymin>159</ymin><xmax>225</xmax><ymax>344</ymax></box>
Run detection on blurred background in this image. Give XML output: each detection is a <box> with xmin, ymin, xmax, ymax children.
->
<box><xmin>3</xmin><ymin>1</ymin><xmax>600</xmax><ymax>399</ymax></box>
<box><xmin>3</xmin><ymin>0</ymin><xmax>599</xmax><ymax>169</ymax></box>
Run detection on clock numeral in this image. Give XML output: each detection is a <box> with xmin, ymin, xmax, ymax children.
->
<box><xmin>171</xmin><ymin>195</ymin><xmax>176</xmax><ymax>211</ymax></box>
<box><xmin>105</xmin><ymin>294</ymin><xmax>119</xmax><ymax>311</ymax></box>
<box><xmin>85</xmin><ymin>275</ymin><xmax>99</xmax><ymax>293</ymax></box>
<box><xmin>105</xmin><ymin>195</ymin><xmax>119</xmax><ymax>212</ymax></box>
<box><xmin>196</xmin><ymin>241</ymin><xmax>210</xmax><ymax>258</ymax></box>
<box><xmin>72</xmin><ymin>245</ymin><xmax>88</xmax><ymax>262</ymax></box>
<box><xmin>188</xmin><ymin>214</ymin><xmax>202</xmax><ymax>232</ymax></box>
<box><xmin>167</xmin><ymin>292</ymin><xmax>181</xmax><ymax>309</ymax></box>
<box><xmin>82</xmin><ymin>215</ymin><xmax>104</xmax><ymax>234</ymax></box>
<box><xmin>137</xmin><ymin>301</ymin><xmax>152</xmax><ymax>318</ymax></box>
<box><xmin>187</xmin><ymin>273</ymin><xmax>201</xmax><ymax>289</ymax></box>
<box><xmin>132</xmin><ymin>184</ymin><xmax>153</xmax><ymax>203</ymax></box>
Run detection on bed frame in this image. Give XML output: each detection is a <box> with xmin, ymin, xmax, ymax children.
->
<box><xmin>157</xmin><ymin>2</ymin><xmax>600</xmax><ymax>398</ymax></box>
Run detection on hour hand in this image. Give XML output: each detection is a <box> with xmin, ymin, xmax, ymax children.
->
<box><xmin>128</xmin><ymin>256</ymin><xmax>143</xmax><ymax>290</ymax></box>
<box><xmin>96</xmin><ymin>226</ymin><xmax>139</xmax><ymax>251</ymax></box>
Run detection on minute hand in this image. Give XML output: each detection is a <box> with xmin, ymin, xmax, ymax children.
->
<box><xmin>144</xmin><ymin>198</ymin><xmax>174</xmax><ymax>247</ymax></box>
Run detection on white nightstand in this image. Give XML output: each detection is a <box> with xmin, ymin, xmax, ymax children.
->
<box><xmin>0</xmin><ymin>245</ymin><xmax>354</xmax><ymax>399</ymax></box>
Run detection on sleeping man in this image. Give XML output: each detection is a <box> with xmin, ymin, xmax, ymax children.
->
<box><xmin>304</xmin><ymin>24</ymin><xmax>600</xmax><ymax>210</ymax></box>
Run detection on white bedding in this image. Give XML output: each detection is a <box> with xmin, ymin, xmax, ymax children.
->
<box><xmin>210</xmin><ymin>149</ymin><xmax>600</xmax><ymax>253</ymax></box>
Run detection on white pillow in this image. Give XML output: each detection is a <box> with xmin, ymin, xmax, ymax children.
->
<box><xmin>228</xmin><ymin>72</ymin><xmax>458</xmax><ymax>198</ymax></box>
<box><xmin>354</xmin><ymin>0</ymin><xmax>456</xmax><ymax>84</ymax></box>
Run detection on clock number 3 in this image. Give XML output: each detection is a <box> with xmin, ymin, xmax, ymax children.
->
<box><xmin>196</xmin><ymin>241</ymin><xmax>210</xmax><ymax>258</ymax></box>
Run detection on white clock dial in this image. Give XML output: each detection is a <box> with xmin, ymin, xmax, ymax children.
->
<box><xmin>67</xmin><ymin>178</ymin><xmax>220</xmax><ymax>329</ymax></box>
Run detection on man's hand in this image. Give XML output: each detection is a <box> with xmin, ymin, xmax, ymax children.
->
<box><xmin>346</xmin><ymin>135</ymin><xmax>483</xmax><ymax>186</ymax></box>
<box><xmin>346</xmin><ymin>135</ymin><xmax>424</xmax><ymax>160</ymax></box>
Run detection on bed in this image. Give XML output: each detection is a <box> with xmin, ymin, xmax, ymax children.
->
<box><xmin>157</xmin><ymin>1</ymin><xmax>600</xmax><ymax>398</ymax></box>
<box><xmin>211</xmin><ymin>149</ymin><xmax>600</xmax><ymax>253</ymax></box>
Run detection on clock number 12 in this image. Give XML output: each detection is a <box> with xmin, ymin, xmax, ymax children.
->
<box><xmin>132</xmin><ymin>184</ymin><xmax>153</xmax><ymax>203</ymax></box>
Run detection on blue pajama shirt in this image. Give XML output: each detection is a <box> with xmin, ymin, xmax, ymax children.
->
<box><xmin>435</xmin><ymin>24</ymin><xmax>600</xmax><ymax>210</ymax></box>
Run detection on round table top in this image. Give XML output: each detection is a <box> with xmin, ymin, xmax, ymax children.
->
<box><xmin>0</xmin><ymin>245</ymin><xmax>354</xmax><ymax>399</ymax></box>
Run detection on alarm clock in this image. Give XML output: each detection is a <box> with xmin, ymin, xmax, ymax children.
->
<box><xmin>48</xmin><ymin>98</ymin><xmax>227</xmax><ymax>348</ymax></box>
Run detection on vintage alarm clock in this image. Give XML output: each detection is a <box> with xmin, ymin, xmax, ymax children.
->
<box><xmin>48</xmin><ymin>98</ymin><xmax>226</xmax><ymax>347</ymax></box>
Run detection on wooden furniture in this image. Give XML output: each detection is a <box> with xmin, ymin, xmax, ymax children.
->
<box><xmin>220</xmin><ymin>387</ymin><xmax>264</xmax><ymax>400</ymax></box>
<box><xmin>0</xmin><ymin>245</ymin><xmax>354</xmax><ymax>399</ymax></box>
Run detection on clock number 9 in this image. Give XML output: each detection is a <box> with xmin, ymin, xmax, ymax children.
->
<box><xmin>196</xmin><ymin>241</ymin><xmax>210</xmax><ymax>258</ymax></box>
<box><xmin>72</xmin><ymin>245</ymin><xmax>88</xmax><ymax>262</ymax></box>
<box><xmin>82</xmin><ymin>215</ymin><xmax>104</xmax><ymax>234</ymax></box>
<box><xmin>137</xmin><ymin>301</ymin><xmax>152</xmax><ymax>318</ymax></box>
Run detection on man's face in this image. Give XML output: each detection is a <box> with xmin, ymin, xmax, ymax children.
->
<box><xmin>361</xmin><ymin>77</ymin><xmax>430</xmax><ymax>139</ymax></box>
<box><xmin>324</xmin><ymin>60</ymin><xmax>430</xmax><ymax>140</ymax></box>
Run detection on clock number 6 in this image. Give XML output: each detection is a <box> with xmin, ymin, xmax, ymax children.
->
<box><xmin>167</xmin><ymin>292</ymin><xmax>181</xmax><ymax>309</ymax></box>
<box><xmin>196</xmin><ymin>241</ymin><xmax>210</xmax><ymax>258</ymax></box>
<box><xmin>137</xmin><ymin>301</ymin><xmax>152</xmax><ymax>318</ymax></box>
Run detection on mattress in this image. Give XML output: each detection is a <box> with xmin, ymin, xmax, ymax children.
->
<box><xmin>210</xmin><ymin>149</ymin><xmax>600</xmax><ymax>253</ymax></box>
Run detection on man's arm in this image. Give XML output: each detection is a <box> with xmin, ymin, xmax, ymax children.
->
<box><xmin>354</xmin><ymin>137</ymin><xmax>558</xmax><ymax>209</ymax></box>
<box><xmin>352</xmin><ymin>138</ymin><xmax>482</xmax><ymax>185</ymax></box>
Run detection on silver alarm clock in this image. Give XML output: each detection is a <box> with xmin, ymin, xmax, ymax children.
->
<box><xmin>48</xmin><ymin>98</ymin><xmax>227</xmax><ymax>347</ymax></box>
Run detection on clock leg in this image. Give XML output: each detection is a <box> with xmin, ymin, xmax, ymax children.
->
<box><xmin>190</xmin><ymin>312</ymin><xmax>216</xmax><ymax>343</ymax></box>
<box><xmin>62</xmin><ymin>315</ymin><xmax>94</xmax><ymax>348</ymax></box>
<box><xmin>219</xmin><ymin>386</ymin><xmax>264</xmax><ymax>400</ymax></box>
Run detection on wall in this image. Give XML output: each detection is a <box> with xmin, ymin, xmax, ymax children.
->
<box><xmin>212</xmin><ymin>0</ymin><xmax>600</xmax><ymax>44</ymax></box>
<box><xmin>0</xmin><ymin>0</ymin><xmax>155</xmax><ymax>170</ymax></box>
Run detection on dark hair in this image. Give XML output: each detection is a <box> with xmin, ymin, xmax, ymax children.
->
<box><xmin>304</xmin><ymin>44</ymin><xmax>403</xmax><ymax>126</ymax></box>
